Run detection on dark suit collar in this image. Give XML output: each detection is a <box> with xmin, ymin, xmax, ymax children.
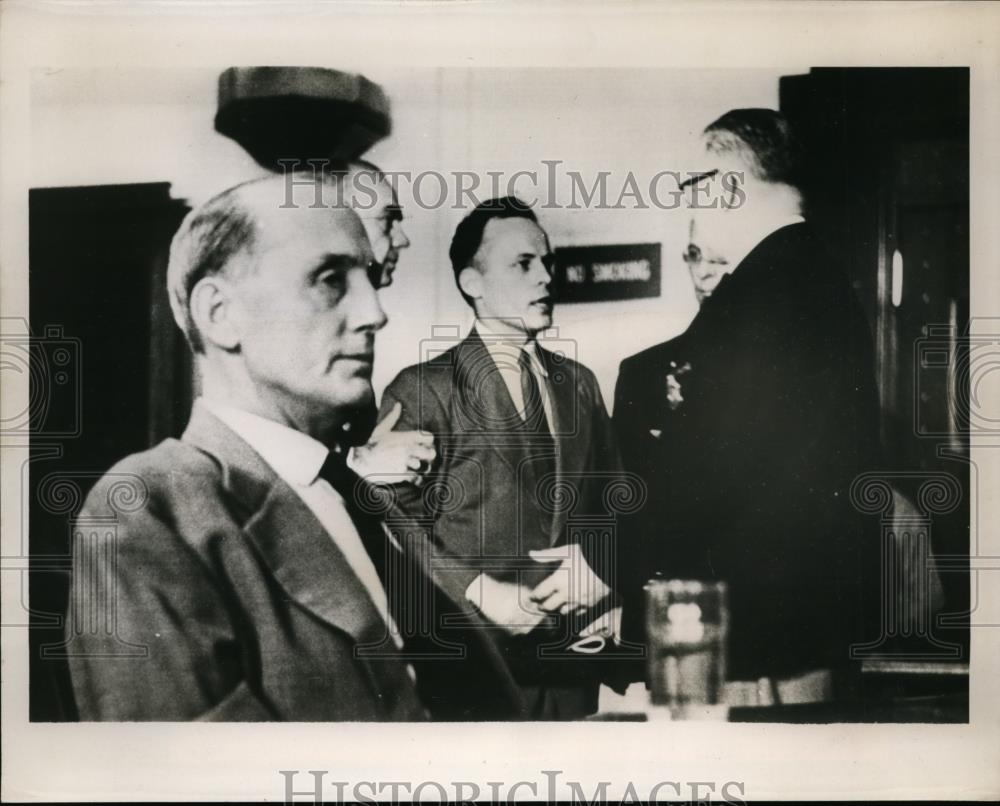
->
<box><xmin>181</xmin><ymin>404</ymin><xmax>389</xmax><ymax>646</ymax></box>
<box><xmin>453</xmin><ymin>327</ymin><xmax>573</xmax><ymax>435</ymax></box>
<box><xmin>695</xmin><ymin>222</ymin><xmax>810</xmax><ymax>316</ymax></box>
<box><xmin>457</xmin><ymin>326</ymin><xmax>558</xmax><ymax>387</ymax></box>
<box><xmin>536</xmin><ymin>346</ymin><xmax>573</xmax><ymax>437</ymax></box>
<box><xmin>454</xmin><ymin>328</ymin><xmax>526</xmax><ymax>434</ymax></box>
<box><xmin>473</xmin><ymin>321</ymin><xmax>549</xmax><ymax>375</ymax></box>
<box><xmin>727</xmin><ymin>221</ymin><xmax>810</xmax><ymax>284</ymax></box>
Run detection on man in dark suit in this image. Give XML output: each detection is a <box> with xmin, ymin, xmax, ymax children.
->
<box><xmin>67</xmin><ymin>173</ymin><xmax>522</xmax><ymax>720</ymax></box>
<box><xmin>614</xmin><ymin>110</ymin><xmax>882</xmax><ymax>702</ymax></box>
<box><xmin>336</xmin><ymin>159</ymin><xmax>437</xmax><ymax>490</ymax></box>
<box><xmin>379</xmin><ymin>197</ymin><xmax>627</xmax><ymax>719</ymax></box>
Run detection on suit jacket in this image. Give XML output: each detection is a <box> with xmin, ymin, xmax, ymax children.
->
<box><xmin>380</xmin><ymin>329</ymin><xmax>625</xmax><ymax>700</ymax></box>
<box><xmin>67</xmin><ymin>406</ymin><xmax>523</xmax><ymax>721</ymax></box>
<box><xmin>614</xmin><ymin>222</ymin><xmax>882</xmax><ymax>680</ymax></box>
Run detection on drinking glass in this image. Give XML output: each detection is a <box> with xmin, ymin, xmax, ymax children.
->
<box><xmin>644</xmin><ymin>578</ymin><xmax>729</xmax><ymax>719</ymax></box>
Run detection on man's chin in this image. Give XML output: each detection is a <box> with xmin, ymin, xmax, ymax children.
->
<box><xmin>525</xmin><ymin>309</ymin><xmax>553</xmax><ymax>333</ymax></box>
<box><xmin>326</xmin><ymin>376</ymin><xmax>374</xmax><ymax>406</ymax></box>
<box><xmin>694</xmin><ymin>283</ymin><xmax>718</xmax><ymax>301</ymax></box>
<box><xmin>345</xmin><ymin>380</ymin><xmax>375</xmax><ymax>405</ymax></box>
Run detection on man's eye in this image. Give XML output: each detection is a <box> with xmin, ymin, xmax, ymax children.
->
<box><xmin>318</xmin><ymin>270</ymin><xmax>346</xmax><ymax>293</ymax></box>
<box><xmin>518</xmin><ymin>259</ymin><xmax>532</xmax><ymax>271</ymax></box>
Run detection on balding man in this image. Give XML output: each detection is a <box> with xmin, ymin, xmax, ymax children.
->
<box><xmin>66</xmin><ymin>173</ymin><xmax>522</xmax><ymax>721</ymax></box>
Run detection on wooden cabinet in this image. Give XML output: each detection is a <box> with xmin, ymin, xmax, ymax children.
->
<box><xmin>781</xmin><ymin>68</ymin><xmax>970</xmax><ymax>662</ymax></box>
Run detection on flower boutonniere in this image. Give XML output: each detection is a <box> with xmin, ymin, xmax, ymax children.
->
<box><xmin>665</xmin><ymin>361</ymin><xmax>692</xmax><ymax>411</ymax></box>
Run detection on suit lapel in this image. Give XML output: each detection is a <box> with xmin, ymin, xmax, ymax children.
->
<box><xmin>182</xmin><ymin>406</ymin><xmax>388</xmax><ymax>646</ymax></box>
<box><xmin>538</xmin><ymin>346</ymin><xmax>575</xmax><ymax>542</ymax></box>
<box><xmin>539</xmin><ymin>345</ymin><xmax>574</xmax><ymax>474</ymax></box>
<box><xmin>452</xmin><ymin>330</ymin><xmax>525</xmax><ymax>473</ymax></box>
<box><xmin>453</xmin><ymin>332</ymin><xmax>584</xmax><ymax>546</ymax></box>
<box><xmin>243</xmin><ymin>487</ymin><xmax>388</xmax><ymax>645</ymax></box>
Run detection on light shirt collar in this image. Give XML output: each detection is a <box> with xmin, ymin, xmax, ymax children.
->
<box><xmin>197</xmin><ymin>398</ymin><xmax>329</xmax><ymax>487</ymax></box>
<box><xmin>473</xmin><ymin>319</ymin><xmax>548</xmax><ymax>377</ymax></box>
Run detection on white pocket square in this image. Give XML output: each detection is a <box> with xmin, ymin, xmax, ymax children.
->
<box><xmin>649</xmin><ymin>429</ymin><xmax>662</xmax><ymax>439</ymax></box>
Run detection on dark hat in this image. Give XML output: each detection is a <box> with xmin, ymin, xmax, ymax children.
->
<box><xmin>215</xmin><ymin>66</ymin><xmax>391</xmax><ymax>170</ymax></box>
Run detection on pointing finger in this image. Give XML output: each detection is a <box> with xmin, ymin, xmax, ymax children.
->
<box><xmin>370</xmin><ymin>402</ymin><xmax>402</xmax><ymax>441</ymax></box>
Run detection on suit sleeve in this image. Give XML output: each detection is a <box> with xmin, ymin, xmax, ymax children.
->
<box><xmin>579</xmin><ymin>369</ymin><xmax>627</xmax><ymax>590</ymax></box>
<box><xmin>67</xmin><ymin>481</ymin><xmax>277</xmax><ymax>721</ymax></box>
<box><xmin>611</xmin><ymin>357</ymin><xmax>666</xmax><ymax>597</ymax></box>
<box><xmin>378</xmin><ymin>367</ymin><xmax>441</xmax><ymax>525</ymax></box>
<box><xmin>590</xmin><ymin>370</ymin><xmax>624</xmax><ymax>477</ymax></box>
<box><xmin>378</xmin><ymin>370</ymin><xmax>483</xmax><ymax>604</ymax></box>
<box><xmin>612</xmin><ymin>358</ymin><xmax>644</xmax><ymax>475</ymax></box>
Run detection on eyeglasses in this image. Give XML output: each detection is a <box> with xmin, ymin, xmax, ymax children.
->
<box><xmin>679</xmin><ymin>169</ymin><xmax>742</xmax><ymax>210</ymax></box>
<box><xmin>682</xmin><ymin>243</ymin><xmax>702</xmax><ymax>265</ymax></box>
<box><xmin>677</xmin><ymin>169</ymin><xmax>719</xmax><ymax>191</ymax></box>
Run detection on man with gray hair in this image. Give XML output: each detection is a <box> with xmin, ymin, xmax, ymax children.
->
<box><xmin>67</xmin><ymin>172</ymin><xmax>522</xmax><ymax>720</ymax></box>
<box><xmin>615</xmin><ymin>109</ymin><xmax>881</xmax><ymax>703</ymax></box>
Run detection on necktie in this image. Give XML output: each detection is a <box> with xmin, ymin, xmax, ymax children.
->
<box><xmin>518</xmin><ymin>348</ymin><xmax>550</xmax><ymax>434</ymax></box>
<box><xmin>317</xmin><ymin>455</ymin><xmax>440</xmax><ymax>655</ymax></box>
<box><xmin>518</xmin><ymin>349</ymin><xmax>557</xmax><ymax>539</ymax></box>
<box><xmin>318</xmin><ymin>454</ymin><xmax>397</xmax><ymax>586</ymax></box>
<box><xmin>318</xmin><ymin>456</ymin><xmax>525</xmax><ymax>719</ymax></box>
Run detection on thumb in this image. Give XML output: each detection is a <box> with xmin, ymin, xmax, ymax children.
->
<box><xmin>529</xmin><ymin>548</ymin><xmax>566</xmax><ymax>563</ymax></box>
<box><xmin>370</xmin><ymin>402</ymin><xmax>402</xmax><ymax>441</ymax></box>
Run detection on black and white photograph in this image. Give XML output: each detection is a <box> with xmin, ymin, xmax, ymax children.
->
<box><xmin>2</xmin><ymin>1</ymin><xmax>998</xmax><ymax>802</ymax></box>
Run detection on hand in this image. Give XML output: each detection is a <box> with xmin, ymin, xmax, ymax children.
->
<box><xmin>466</xmin><ymin>574</ymin><xmax>547</xmax><ymax>636</ymax></box>
<box><xmin>529</xmin><ymin>544</ymin><xmax>611</xmax><ymax>617</ymax></box>
<box><xmin>577</xmin><ymin>605</ymin><xmax>623</xmax><ymax>644</ymax></box>
<box><xmin>348</xmin><ymin>403</ymin><xmax>436</xmax><ymax>486</ymax></box>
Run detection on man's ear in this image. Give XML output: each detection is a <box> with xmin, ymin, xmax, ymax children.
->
<box><xmin>189</xmin><ymin>275</ymin><xmax>240</xmax><ymax>351</ymax></box>
<box><xmin>458</xmin><ymin>266</ymin><xmax>483</xmax><ymax>302</ymax></box>
<box><xmin>720</xmin><ymin>167</ymin><xmax>747</xmax><ymax>211</ymax></box>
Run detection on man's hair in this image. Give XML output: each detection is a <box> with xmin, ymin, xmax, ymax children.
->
<box><xmin>448</xmin><ymin>196</ymin><xmax>537</xmax><ymax>308</ymax></box>
<box><xmin>167</xmin><ymin>183</ymin><xmax>259</xmax><ymax>353</ymax></box>
<box><xmin>166</xmin><ymin>172</ymin><xmax>343</xmax><ymax>353</ymax></box>
<box><xmin>703</xmin><ymin>108</ymin><xmax>804</xmax><ymax>188</ymax></box>
<box><xmin>327</xmin><ymin>158</ymin><xmax>385</xmax><ymax>193</ymax></box>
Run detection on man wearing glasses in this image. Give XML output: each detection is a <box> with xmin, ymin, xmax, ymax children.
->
<box><xmin>614</xmin><ymin>109</ymin><xmax>882</xmax><ymax>706</ymax></box>
<box><xmin>336</xmin><ymin>160</ymin><xmax>438</xmax><ymax>488</ymax></box>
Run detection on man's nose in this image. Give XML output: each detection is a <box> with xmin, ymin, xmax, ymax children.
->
<box><xmin>392</xmin><ymin>223</ymin><xmax>411</xmax><ymax>249</ymax></box>
<box><xmin>350</xmin><ymin>270</ymin><xmax>388</xmax><ymax>331</ymax></box>
<box><xmin>531</xmin><ymin>257</ymin><xmax>552</xmax><ymax>286</ymax></box>
<box><xmin>687</xmin><ymin>215</ymin><xmax>706</xmax><ymax>248</ymax></box>
<box><xmin>697</xmin><ymin>266</ymin><xmax>723</xmax><ymax>291</ymax></box>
